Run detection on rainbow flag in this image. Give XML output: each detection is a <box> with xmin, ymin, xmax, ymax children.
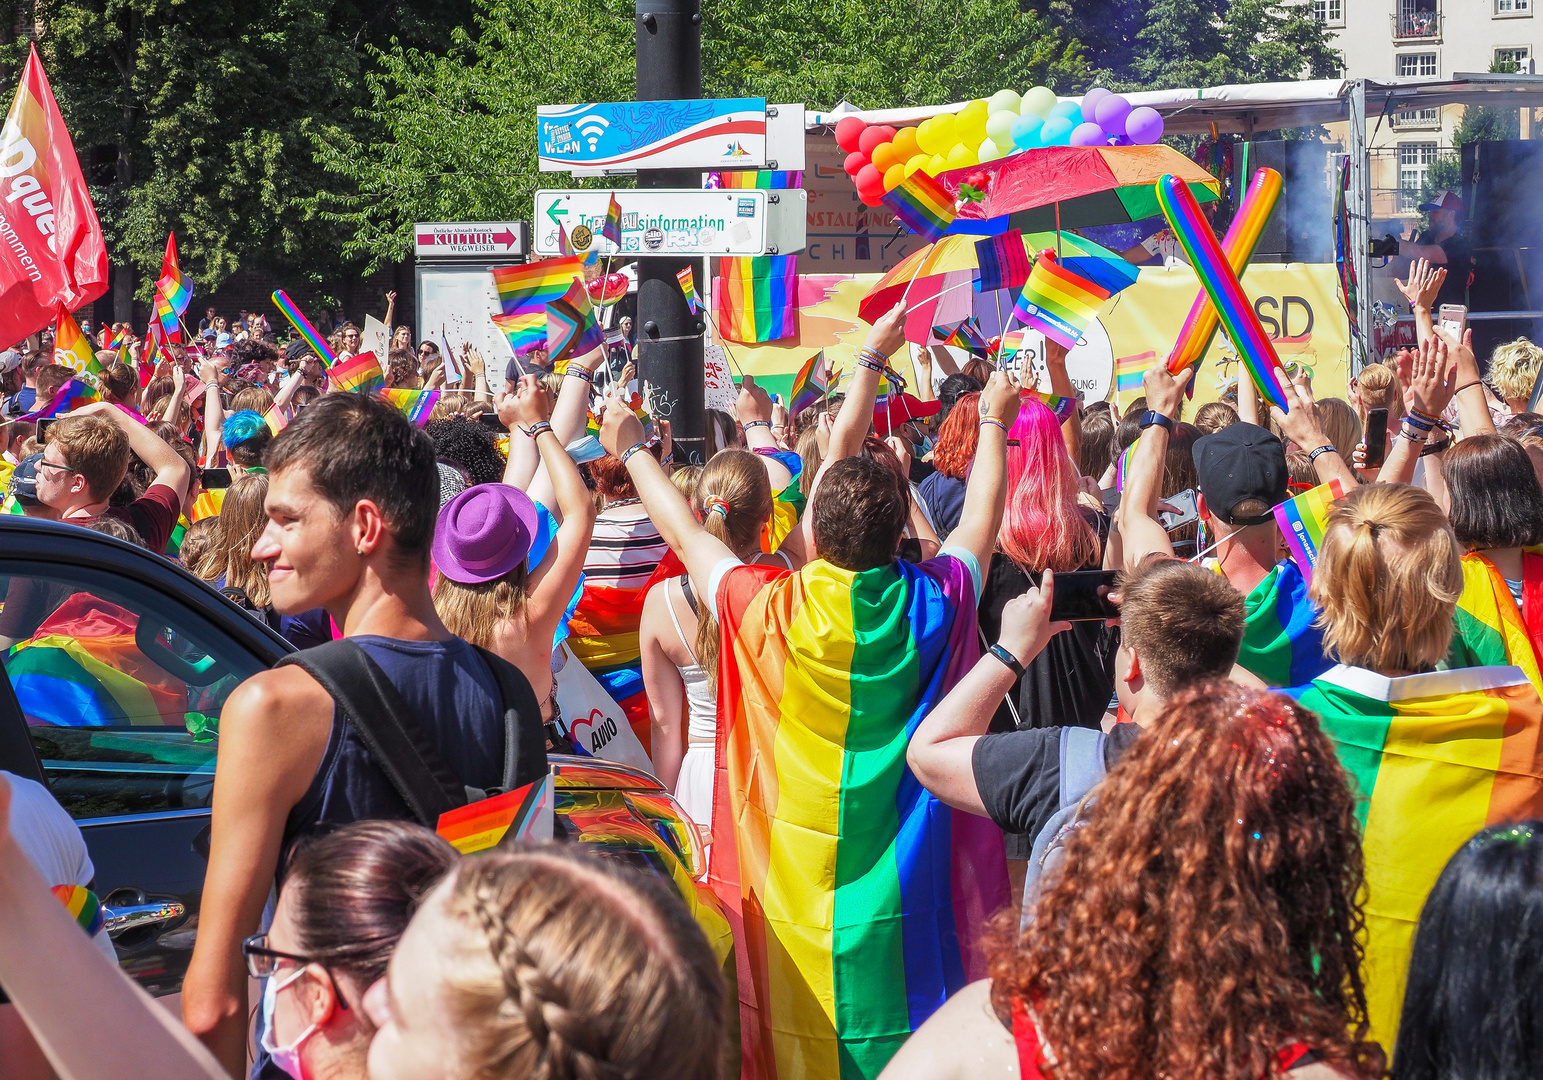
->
<box><xmin>156</xmin><ymin>232</ymin><xmax>193</xmax><ymax>316</ymax></box>
<box><xmin>491</xmin><ymin>311</ymin><xmax>545</xmax><ymax>354</ymax></box>
<box><xmin>710</xmin><ymin>556</ymin><xmax>1009</xmax><ymax>1079</ymax></box>
<box><xmin>546</xmin><ymin>280</ymin><xmax>603</xmax><ymax>364</ymax></box>
<box><xmin>1010</xmin><ymin>251</ymin><xmax>1110</xmax><ymax>350</ymax></box>
<box><xmin>716</xmin><ymin>171</ymin><xmax>801</xmax><ymax>344</ymax></box>
<box><xmin>880</xmin><ymin>170</ymin><xmax>956</xmax><ymax>242</ymax></box>
<box><xmin>935</xmin><ymin>318</ymin><xmax>988</xmax><ymax>357</ymax></box>
<box><xmin>1029</xmin><ymin>390</ymin><xmax>1077</xmax><ymax>422</ymax></box>
<box><xmin>1273</xmin><ymin>478</ymin><xmax>1345</xmax><ymax>586</ymax></box>
<box><xmin>762</xmin><ymin>481</ymin><xmax>806</xmax><ymax>555</ymax></box>
<box><xmin>271</xmin><ymin>290</ymin><xmax>334</xmax><ymax>365</ymax></box>
<box><xmin>974</xmin><ymin>230</ymin><xmax>1030</xmax><ymax>293</ymax></box>
<box><xmin>382</xmin><ymin>388</ymin><xmax>440</xmax><ymax>426</ymax></box>
<box><xmin>601</xmin><ymin>192</ymin><xmax>623</xmax><ymax>248</ymax></box>
<box><xmin>327</xmin><ymin>350</ymin><xmax>384</xmax><ymax>395</ymax></box>
<box><xmin>437</xmin><ymin>775</ymin><xmax>554</xmax><ymax>854</ymax></box>
<box><xmin>1287</xmin><ymin>664</ymin><xmax>1543</xmax><ymax>1047</ymax></box>
<box><xmin>51</xmin><ymin>884</ymin><xmax>105</xmax><ymax>937</ymax></box>
<box><xmin>1449</xmin><ymin>552</ymin><xmax>1543</xmax><ymax>694</ymax></box>
<box><xmin>21</xmin><ymin>377</ymin><xmax>99</xmax><ymax>422</ymax></box>
<box><xmin>492</xmin><ymin>257</ymin><xmax>584</xmax><ymax>326</ymax></box>
<box><xmin>676</xmin><ymin>265</ymin><xmax>699</xmax><ymax>314</ymax></box>
<box><xmin>787</xmin><ymin>350</ymin><xmax>827</xmax><ymax>416</ymax></box>
<box><xmin>262</xmin><ymin>404</ymin><xmax>288</xmax><ymax>437</ymax></box>
<box><xmin>152</xmin><ymin>287</ymin><xmax>181</xmax><ymax>342</ymax></box>
<box><xmin>107</xmin><ymin>325</ymin><xmax>129</xmax><ymax>362</ymax></box>
<box><xmin>1114</xmin><ymin>350</ymin><xmax>1155</xmax><ymax>395</ymax></box>
<box><xmin>54</xmin><ymin>311</ymin><xmax>101</xmax><ymax>379</ymax></box>
<box><xmin>190</xmin><ymin>488</ymin><xmax>226</xmax><ymax>524</ymax></box>
<box><xmin>1235</xmin><ymin>559</ymin><xmax>1332</xmax><ymax>689</ymax></box>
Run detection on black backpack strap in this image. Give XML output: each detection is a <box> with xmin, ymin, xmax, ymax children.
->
<box><xmin>469</xmin><ymin>645</ymin><xmax>549</xmax><ymax>792</ymax></box>
<box><xmin>275</xmin><ymin>640</ymin><xmax>464</xmax><ymax>827</ymax></box>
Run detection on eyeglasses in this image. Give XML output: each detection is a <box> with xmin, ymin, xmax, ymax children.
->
<box><xmin>35</xmin><ymin>458</ymin><xmax>77</xmax><ymax>475</ymax></box>
<box><xmin>242</xmin><ymin>934</ymin><xmax>350</xmax><ymax>1007</ymax></box>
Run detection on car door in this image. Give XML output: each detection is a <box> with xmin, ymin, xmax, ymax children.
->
<box><xmin>0</xmin><ymin>526</ymin><xmax>282</xmax><ymax>997</ymax></box>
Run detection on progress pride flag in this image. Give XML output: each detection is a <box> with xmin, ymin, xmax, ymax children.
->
<box><xmin>0</xmin><ymin>44</ymin><xmax>106</xmax><ymax>347</ymax></box>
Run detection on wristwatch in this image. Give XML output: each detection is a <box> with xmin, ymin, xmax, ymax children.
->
<box><xmin>1138</xmin><ymin>411</ymin><xmax>1174</xmax><ymax>433</ymax></box>
<box><xmin>988</xmin><ymin>643</ymin><xmax>1026</xmax><ymax>679</ymax></box>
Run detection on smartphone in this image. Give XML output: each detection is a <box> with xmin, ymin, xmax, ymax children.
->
<box><xmin>1438</xmin><ymin>304</ymin><xmax>1467</xmax><ymax>340</ymax></box>
<box><xmin>1156</xmin><ymin>488</ymin><xmax>1200</xmax><ymax>532</ymax></box>
<box><xmin>477</xmin><ymin>412</ymin><xmax>509</xmax><ymax>434</ymax></box>
<box><xmin>1048</xmin><ymin>569</ymin><xmax>1120</xmax><ymax>623</ymax></box>
<box><xmin>1364</xmin><ymin>408</ymin><xmax>1389</xmax><ymax>469</ymax></box>
<box><xmin>200</xmin><ymin>468</ymin><xmax>232</xmax><ymax>489</ymax></box>
<box><xmin>36</xmin><ymin>416</ymin><xmax>57</xmax><ymax>440</ymax></box>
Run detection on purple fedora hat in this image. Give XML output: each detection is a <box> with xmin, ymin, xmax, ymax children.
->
<box><xmin>432</xmin><ymin>483</ymin><xmax>540</xmax><ymax>584</ymax></box>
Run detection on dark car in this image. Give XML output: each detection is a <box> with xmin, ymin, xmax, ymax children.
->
<box><xmin>0</xmin><ymin>516</ymin><xmax>729</xmax><ymax>998</ymax></box>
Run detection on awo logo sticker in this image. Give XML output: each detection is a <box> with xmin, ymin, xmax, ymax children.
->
<box><xmin>570</xmin><ymin>708</ymin><xmax>620</xmax><ymax>756</ymax></box>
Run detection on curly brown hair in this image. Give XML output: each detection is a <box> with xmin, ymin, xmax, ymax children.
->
<box><xmin>989</xmin><ymin>682</ymin><xmax>1384</xmax><ymax>1080</ymax></box>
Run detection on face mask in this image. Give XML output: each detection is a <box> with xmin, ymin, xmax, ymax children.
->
<box><xmin>262</xmin><ymin>966</ymin><xmax>319</xmax><ymax>1080</ymax></box>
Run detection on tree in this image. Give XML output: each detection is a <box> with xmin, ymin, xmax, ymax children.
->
<box><xmin>1124</xmin><ymin>0</ymin><xmax>1340</xmax><ymax>90</ymax></box>
<box><xmin>1027</xmin><ymin>0</ymin><xmax>1147</xmax><ymax>87</ymax></box>
<box><xmin>311</xmin><ymin>0</ymin><xmax>1088</xmax><ymax>270</ymax></box>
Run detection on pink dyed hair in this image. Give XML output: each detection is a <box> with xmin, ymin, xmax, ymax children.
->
<box><xmin>999</xmin><ymin>397</ymin><xmax>1099</xmax><ymax>572</ymax></box>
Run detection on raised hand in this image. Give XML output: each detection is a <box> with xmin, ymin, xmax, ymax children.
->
<box><xmin>864</xmin><ymin>301</ymin><xmax>907</xmax><ymax>359</ymax></box>
<box><xmin>980</xmin><ymin>370</ymin><xmax>1023</xmax><ymax>429</ymax></box>
<box><xmin>509</xmin><ymin>373</ymin><xmax>552</xmax><ymax>429</ymax></box>
<box><xmin>1394</xmin><ymin>257</ymin><xmax>1446</xmax><ymax>312</ymax></box>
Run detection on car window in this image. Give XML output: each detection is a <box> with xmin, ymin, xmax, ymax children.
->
<box><xmin>0</xmin><ymin>562</ymin><xmax>265</xmax><ymax>820</ymax></box>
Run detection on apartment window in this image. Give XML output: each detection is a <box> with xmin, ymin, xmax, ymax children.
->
<box><xmin>1392</xmin><ymin>107</ymin><xmax>1441</xmax><ymax>128</ymax></box>
<box><xmin>1495</xmin><ymin>47</ymin><xmax>1532</xmax><ymax>69</ymax></box>
<box><xmin>1398</xmin><ymin>52</ymin><xmax>1439</xmax><ymax>77</ymax></box>
<box><xmin>1496</xmin><ymin>0</ymin><xmax>1529</xmax><ymax>14</ymax></box>
<box><xmin>1313</xmin><ymin>0</ymin><xmax>1344</xmax><ymax>24</ymax></box>
<box><xmin>1399</xmin><ymin>142</ymin><xmax>1438</xmax><ymax>210</ymax></box>
<box><xmin>1396</xmin><ymin>1</ymin><xmax>1441</xmax><ymax>37</ymax></box>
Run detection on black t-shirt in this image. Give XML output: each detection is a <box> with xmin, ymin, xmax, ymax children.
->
<box><xmin>1416</xmin><ymin>230</ymin><xmax>1473</xmax><ymax>309</ymax></box>
<box><xmin>971</xmin><ymin>721</ymin><xmax>1144</xmax><ymax>839</ymax></box>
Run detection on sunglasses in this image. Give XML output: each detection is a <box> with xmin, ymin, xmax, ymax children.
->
<box><xmin>241</xmin><ymin>934</ymin><xmax>350</xmax><ymax>1007</ymax></box>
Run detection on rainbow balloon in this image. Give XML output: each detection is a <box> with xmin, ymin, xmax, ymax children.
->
<box><xmin>1155</xmin><ymin>174</ymin><xmax>1290</xmax><ymax>411</ymax></box>
<box><xmin>271</xmin><ymin>290</ymin><xmax>336</xmax><ymax>366</ymax></box>
<box><xmin>1167</xmin><ymin>167</ymin><xmax>1282</xmax><ymax>375</ymax></box>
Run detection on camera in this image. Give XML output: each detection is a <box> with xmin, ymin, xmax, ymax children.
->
<box><xmin>1368</xmin><ymin>234</ymin><xmax>1401</xmax><ymax>258</ymax></box>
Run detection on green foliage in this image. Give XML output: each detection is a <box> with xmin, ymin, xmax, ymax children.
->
<box><xmin>1127</xmin><ymin>0</ymin><xmax>1340</xmax><ymax>89</ymax></box>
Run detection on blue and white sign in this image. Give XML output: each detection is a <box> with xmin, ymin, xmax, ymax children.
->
<box><xmin>538</xmin><ymin>99</ymin><xmax>767</xmax><ymax>173</ymax></box>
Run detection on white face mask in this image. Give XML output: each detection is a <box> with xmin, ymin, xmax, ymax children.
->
<box><xmin>261</xmin><ymin>965</ymin><xmax>320</xmax><ymax>1080</ymax></box>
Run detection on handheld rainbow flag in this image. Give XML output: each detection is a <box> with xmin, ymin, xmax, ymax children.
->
<box><xmin>881</xmin><ymin>170</ymin><xmax>957</xmax><ymax>242</ymax></box>
<box><xmin>54</xmin><ymin>311</ymin><xmax>101</xmax><ymax>379</ymax></box>
<box><xmin>1115</xmin><ymin>350</ymin><xmax>1156</xmax><ymax>395</ymax></box>
<box><xmin>546</xmin><ymin>280</ymin><xmax>604</xmax><ymax>364</ymax></box>
<box><xmin>492</xmin><ymin>311</ymin><xmax>546</xmax><ymax>355</ymax></box>
<box><xmin>934</xmin><ymin>318</ymin><xmax>989</xmax><ymax>357</ymax></box>
<box><xmin>601</xmin><ymin>191</ymin><xmax>623</xmax><ymax>247</ymax></box>
<box><xmin>1028</xmin><ymin>389</ymin><xmax>1078</xmax><ymax>423</ymax></box>
<box><xmin>152</xmin><ymin>287</ymin><xmax>181</xmax><ymax>342</ymax></box>
<box><xmin>382</xmin><ymin>388</ymin><xmax>439</xmax><ymax>426</ymax></box>
<box><xmin>156</xmin><ymin>232</ymin><xmax>193</xmax><ymax>317</ymax></box>
<box><xmin>676</xmin><ymin>265</ymin><xmax>698</xmax><ymax>314</ymax></box>
<box><xmin>1287</xmin><ymin>664</ymin><xmax>1543</xmax><ymax>1047</ymax></box>
<box><xmin>139</xmin><ymin>326</ymin><xmax>160</xmax><ymax>383</ymax></box>
<box><xmin>491</xmin><ymin>257</ymin><xmax>584</xmax><ymax>319</ymax></box>
<box><xmin>1449</xmin><ymin>552</ymin><xmax>1543</xmax><ymax>693</ymax></box>
<box><xmin>1010</xmin><ymin>250</ymin><xmax>1110</xmax><ymax>350</ymax></box>
<box><xmin>436</xmin><ymin>774</ymin><xmax>555</xmax><ymax>853</ymax></box>
<box><xmin>557</xmin><ymin>219</ymin><xmax>573</xmax><ymax>257</ymax></box>
<box><xmin>50</xmin><ymin>884</ymin><xmax>105</xmax><ymax>937</ymax></box>
<box><xmin>327</xmin><ymin>351</ymin><xmax>384</xmax><ymax>395</ymax></box>
<box><xmin>107</xmin><ymin>324</ymin><xmax>129</xmax><ymax>364</ymax></box>
<box><xmin>974</xmin><ymin>230</ymin><xmax>1031</xmax><ymax>293</ymax></box>
<box><xmin>271</xmin><ymin>290</ymin><xmax>335</xmax><ymax>365</ymax></box>
<box><xmin>262</xmin><ymin>404</ymin><xmax>288</xmax><ymax>437</ymax></box>
<box><xmin>1273</xmin><ymin>477</ymin><xmax>1345</xmax><ymax>586</ymax></box>
<box><xmin>21</xmin><ymin>377</ymin><xmax>100</xmax><ymax>422</ymax></box>
<box><xmin>787</xmin><ymin>350</ymin><xmax>827</xmax><ymax>416</ymax></box>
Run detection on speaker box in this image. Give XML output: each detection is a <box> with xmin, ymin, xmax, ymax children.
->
<box><xmin>1229</xmin><ymin>140</ymin><xmax>1334</xmax><ymax>263</ymax></box>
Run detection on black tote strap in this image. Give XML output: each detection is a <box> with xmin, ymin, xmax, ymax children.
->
<box><xmin>469</xmin><ymin>645</ymin><xmax>549</xmax><ymax>792</ymax></box>
<box><xmin>276</xmin><ymin>640</ymin><xmax>463</xmax><ymax>827</ymax></box>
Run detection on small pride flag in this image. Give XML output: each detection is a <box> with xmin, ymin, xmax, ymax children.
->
<box><xmin>676</xmin><ymin>266</ymin><xmax>698</xmax><ymax>314</ymax></box>
<box><xmin>1115</xmin><ymin>351</ymin><xmax>1156</xmax><ymax>395</ymax></box>
<box><xmin>881</xmin><ymin>171</ymin><xmax>956</xmax><ymax>242</ymax></box>
<box><xmin>327</xmin><ymin>350</ymin><xmax>384</xmax><ymax>395</ymax></box>
<box><xmin>51</xmin><ymin>884</ymin><xmax>105</xmax><ymax>937</ymax></box>
<box><xmin>22</xmin><ymin>377</ymin><xmax>100</xmax><ymax>422</ymax></box>
<box><xmin>272</xmin><ymin>290</ymin><xmax>334</xmax><ymax>365</ymax></box>
<box><xmin>602</xmin><ymin>191</ymin><xmax>623</xmax><ymax>247</ymax></box>
<box><xmin>935</xmin><ymin>318</ymin><xmax>989</xmax><ymax>357</ymax></box>
<box><xmin>1010</xmin><ymin>250</ymin><xmax>1110</xmax><ymax>350</ymax></box>
<box><xmin>1273</xmin><ymin>477</ymin><xmax>1345</xmax><ymax>586</ymax></box>
<box><xmin>974</xmin><ymin>231</ymin><xmax>1031</xmax><ymax>293</ymax></box>
<box><xmin>546</xmin><ymin>281</ymin><xmax>603</xmax><ymax>364</ymax></box>
<box><xmin>153</xmin><ymin>287</ymin><xmax>181</xmax><ymax>342</ymax></box>
<box><xmin>262</xmin><ymin>404</ymin><xmax>288</xmax><ymax>436</ymax></box>
<box><xmin>156</xmin><ymin>232</ymin><xmax>193</xmax><ymax>316</ymax></box>
<box><xmin>492</xmin><ymin>257</ymin><xmax>584</xmax><ymax>319</ymax></box>
<box><xmin>787</xmin><ymin>350</ymin><xmax>827</xmax><ymax>416</ymax></box>
<box><xmin>382</xmin><ymin>388</ymin><xmax>440</xmax><ymax>426</ymax></box>
<box><xmin>492</xmin><ymin>311</ymin><xmax>546</xmax><ymax>354</ymax></box>
<box><xmin>54</xmin><ymin>311</ymin><xmax>101</xmax><ymax>379</ymax></box>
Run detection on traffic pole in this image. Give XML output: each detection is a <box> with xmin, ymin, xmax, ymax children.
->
<box><xmin>635</xmin><ymin>0</ymin><xmax>705</xmax><ymax>464</ymax></box>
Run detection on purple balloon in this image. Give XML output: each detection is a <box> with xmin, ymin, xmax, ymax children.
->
<box><xmin>1125</xmin><ymin>106</ymin><xmax>1164</xmax><ymax>145</ymax></box>
<box><xmin>1094</xmin><ymin>94</ymin><xmax>1132</xmax><ymax>137</ymax></box>
<box><xmin>1069</xmin><ymin>121</ymin><xmax>1106</xmax><ymax>147</ymax></box>
<box><xmin>1080</xmin><ymin>87</ymin><xmax>1111</xmax><ymax>124</ymax></box>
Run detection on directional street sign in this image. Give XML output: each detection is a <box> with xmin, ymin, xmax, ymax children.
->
<box><xmin>414</xmin><ymin>221</ymin><xmax>529</xmax><ymax>259</ymax></box>
<box><xmin>533</xmin><ymin>189</ymin><xmax>806</xmax><ymax>257</ymax></box>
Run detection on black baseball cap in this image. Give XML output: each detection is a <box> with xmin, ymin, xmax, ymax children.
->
<box><xmin>10</xmin><ymin>452</ymin><xmax>42</xmax><ymax>506</ymax></box>
<box><xmin>1192</xmin><ymin>424</ymin><xmax>1288</xmax><ymax>526</ymax></box>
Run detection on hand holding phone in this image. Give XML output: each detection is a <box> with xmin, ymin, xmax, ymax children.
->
<box><xmin>1362</xmin><ymin>408</ymin><xmax>1388</xmax><ymax>469</ymax></box>
<box><xmin>1438</xmin><ymin>304</ymin><xmax>1467</xmax><ymax>340</ymax></box>
<box><xmin>1047</xmin><ymin>569</ymin><xmax>1120</xmax><ymax>623</ymax></box>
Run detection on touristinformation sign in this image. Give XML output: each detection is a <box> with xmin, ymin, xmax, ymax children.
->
<box><xmin>533</xmin><ymin>188</ymin><xmax>806</xmax><ymax>257</ymax></box>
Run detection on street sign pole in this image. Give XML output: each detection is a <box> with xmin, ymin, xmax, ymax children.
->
<box><xmin>635</xmin><ymin>0</ymin><xmax>705</xmax><ymax>464</ymax></box>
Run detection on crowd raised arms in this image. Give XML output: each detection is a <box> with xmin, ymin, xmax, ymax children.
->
<box><xmin>5</xmin><ymin>257</ymin><xmax>1543</xmax><ymax>1080</ymax></box>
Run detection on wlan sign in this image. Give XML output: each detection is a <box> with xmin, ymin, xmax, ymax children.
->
<box><xmin>538</xmin><ymin>99</ymin><xmax>773</xmax><ymax>174</ymax></box>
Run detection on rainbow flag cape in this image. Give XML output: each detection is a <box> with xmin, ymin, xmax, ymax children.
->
<box><xmin>880</xmin><ymin>170</ymin><xmax>956</xmax><ymax>242</ymax></box>
<box><xmin>676</xmin><ymin>266</ymin><xmax>698</xmax><ymax>314</ymax></box>
<box><xmin>974</xmin><ymin>230</ymin><xmax>1030</xmax><ymax>293</ymax></box>
<box><xmin>787</xmin><ymin>350</ymin><xmax>827</xmax><ymax>416</ymax></box>
<box><xmin>54</xmin><ymin>311</ymin><xmax>101</xmax><ymax>379</ymax></box>
<box><xmin>156</xmin><ymin>232</ymin><xmax>193</xmax><ymax>316</ymax></box>
<box><xmin>761</xmin><ymin>481</ymin><xmax>806</xmax><ymax>555</ymax></box>
<box><xmin>1235</xmin><ymin>559</ymin><xmax>1332</xmax><ymax>689</ymax></box>
<box><xmin>21</xmin><ymin>377</ymin><xmax>99</xmax><ymax>422</ymax></box>
<box><xmin>601</xmin><ymin>192</ymin><xmax>623</xmax><ymax>248</ymax></box>
<box><xmin>716</xmin><ymin>171</ymin><xmax>801</xmax><ymax>344</ymax></box>
<box><xmin>7</xmin><ymin>593</ymin><xmax>191</xmax><ymax>728</ymax></box>
<box><xmin>1287</xmin><ymin>664</ymin><xmax>1543</xmax><ymax>1047</ymax></box>
<box><xmin>546</xmin><ymin>280</ymin><xmax>603</xmax><ymax>364</ymax></box>
<box><xmin>1448</xmin><ymin>552</ymin><xmax>1543</xmax><ymax>694</ymax></box>
<box><xmin>327</xmin><ymin>350</ymin><xmax>383</xmax><ymax>395</ymax></box>
<box><xmin>1010</xmin><ymin>251</ymin><xmax>1109</xmax><ymax>350</ymax></box>
<box><xmin>1114</xmin><ymin>350</ymin><xmax>1154</xmax><ymax>395</ymax></box>
<box><xmin>382</xmin><ymin>388</ymin><xmax>440</xmax><ymax>426</ymax></box>
<box><xmin>492</xmin><ymin>311</ymin><xmax>545</xmax><ymax>354</ymax></box>
<box><xmin>1273</xmin><ymin>478</ymin><xmax>1345</xmax><ymax>586</ymax></box>
<box><xmin>710</xmin><ymin>556</ymin><xmax>1009</xmax><ymax>1079</ymax></box>
<box><xmin>492</xmin><ymin>257</ymin><xmax>584</xmax><ymax>320</ymax></box>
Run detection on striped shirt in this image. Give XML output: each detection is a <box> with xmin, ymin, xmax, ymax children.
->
<box><xmin>584</xmin><ymin>510</ymin><xmax>669</xmax><ymax>590</ymax></box>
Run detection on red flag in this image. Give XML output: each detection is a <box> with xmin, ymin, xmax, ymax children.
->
<box><xmin>0</xmin><ymin>44</ymin><xmax>107</xmax><ymax>348</ymax></box>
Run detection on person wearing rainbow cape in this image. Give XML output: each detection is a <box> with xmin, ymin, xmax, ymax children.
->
<box><xmin>595</xmin><ymin>301</ymin><xmax>1012</xmax><ymax>1080</ymax></box>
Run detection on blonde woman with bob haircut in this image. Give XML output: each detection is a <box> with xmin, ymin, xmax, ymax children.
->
<box><xmin>1486</xmin><ymin>337</ymin><xmax>1543</xmax><ymax>419</ymax></box>
<box><xmin>1293</xmin><ymin>481</ymin><xmax>1543</xmax><ymax>1043</ymax></box>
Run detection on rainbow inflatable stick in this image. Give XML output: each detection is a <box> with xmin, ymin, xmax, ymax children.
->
<box><xmin>1167</xmin><ymin>167</ymin><xmax>1282</xmax><ymax>375</ymax></box>
<box><xmin>271</xmin><ymin>290</ymin><xmax>336</xmax><ymax>366</ymax></box>
<box><xmin>1156</xmin><ymin>174</ymin><xmax>1290</xmax><ymax>411</ymax></box>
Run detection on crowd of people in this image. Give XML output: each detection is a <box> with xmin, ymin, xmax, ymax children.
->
<box><xmin>2</xmin><ymin>251</ymin><xmax>1543</xmax><ymax>1080</ymax></box>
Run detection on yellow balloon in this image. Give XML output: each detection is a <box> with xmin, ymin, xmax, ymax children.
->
<box><xmin>891</xmin><ymin>126</ymin><xmax>920</xmax><ymax>161</ymax></box>
<box><xmin>945</xmin><ymin>142</ymin><xmax>977</xmax><ymax>170</ymax></box>
<box><xmin>923</xmin><ymin>153</ymin><xmax>948</xmax><ymax>176</ymax></box>
<box><xmin>915</xmin><ymin>117</ymin><xmax>940</xmax><ymax>155</ymax></box>
<box><xmin>871</xmin><ymin>142</ymin><xmax>900</xmax><ymax>172</ymax></box>
<box><xmin>904</xmin><ymin>153</ymin><xmax>929</xmax><ymax>176</ymax></box>
<box><xmin>883</xmin><ymin>163</ymin><xmax>906</xmax><ymax>191</ymax></box>
<box><xmin>955</xmin><ymin>102</ymin><xmax>989</xmax><ymax>146</ymax></box>
<box><xmin>985</xmin><ymin>110</ymin><xmax>1017</xmax><ymax>144</ymax></box>
<box><xmin>930</xmin><ymin>113</ymin><xmax>957</xmax><ymax>152</ymax></box>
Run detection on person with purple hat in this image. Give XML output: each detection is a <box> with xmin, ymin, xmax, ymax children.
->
<box><xmin>431</xmin><ymin>374</ymin><xmax>596</xmax><ymax>718</ymax></box>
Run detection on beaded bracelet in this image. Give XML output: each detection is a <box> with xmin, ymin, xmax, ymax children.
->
<box><xmin>619</xmin><ymin>442</ymin><xmax>648</xmax><ymax>465</ymax></box>
<box><xmin>521</xmin><ymin>421</ymin><xmax>554</xmax><ymax>439</ymax></box>
<box><xmin>564</xmin><ymin>367</ymin><xmax>594</xmax><ymax>383</ymax></box>
<box><xmin>979</xmin><ymin>416</ymin><xmax>1008</xmax><ymax>435</ymax></box>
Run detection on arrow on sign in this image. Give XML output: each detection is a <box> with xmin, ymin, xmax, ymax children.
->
<box><xmin>545</xmin><ymin>202</ymin><xmax>569</xmax><ymax>228</ymax></box>
<box><xmin>490</xmin><ymin>228</ymin><xmax>518</xmax><ymax>248</ymax></box>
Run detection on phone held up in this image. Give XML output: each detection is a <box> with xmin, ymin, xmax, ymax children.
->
<box><xmin>1363</xmin><ymin>409</ymin><xmax>1388</xmax><ymax>470</ymax></box>
<box><xmin>1048</xmin><ymin>569</ymin><xmax>1119</xmax><ymax>623</ymax></box>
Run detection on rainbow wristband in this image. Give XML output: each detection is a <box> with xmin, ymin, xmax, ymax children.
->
<box><xmin>1402</xmin><ymin>413</ymin><xmax>1436</xmax><ymax>432</ymax></box>
<box><xmin>980</xmin><ymin>417</ymin><xmax>1008</xmax><ymax>435</ymax></box>
<box><xmin>619</xmin><ymin>442</ymin><xmax>648</xmax><ymax>465</ymax></box>
<box><xmin>1407</xmin><ymin>408</ymin><xmax>1441</xmax><ymax>428</ymax></box>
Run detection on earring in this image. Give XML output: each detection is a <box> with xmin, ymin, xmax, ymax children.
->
<box><xmin>356</xmin><ymin>547</ymin><xmax>366</xmax><ymax>557</ymax></box>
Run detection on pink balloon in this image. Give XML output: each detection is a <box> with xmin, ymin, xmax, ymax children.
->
<box><xmin>835</xmin><ymin>116</ymin><xmax>867</xmax><ymax>152</ymax></box>
<box><xmin>1125</xmin><ymin>107</ymin><xmax>1164</xmax><ymax>145</ymax></box>
<box><xmin>857</xmin><ymin>125</ymin><xmax>897</xmax><ymax>156</ymax></box>
<box><xmin>843</xmin><ymin>151</ymin><xmax>868</xmax><ymax>176</ymax></box>
<box><xmin>1069</xmin><ymin>122</ymin><xmax>1106</xmax><ymax>147</ymax></box>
